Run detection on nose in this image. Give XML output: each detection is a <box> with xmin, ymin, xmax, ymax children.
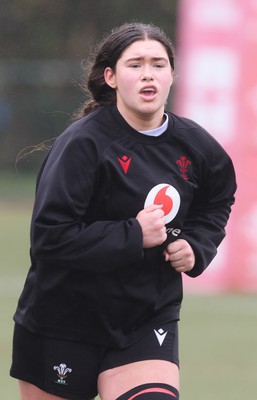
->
<box><xmin>141</xmin><ymin>65</ymin><xmax>154</xmax><ymax>81</ymax></box>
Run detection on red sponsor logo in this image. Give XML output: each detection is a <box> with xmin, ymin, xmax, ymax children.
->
<box><xmin>144</xmin><ymin>183</ymin><xmax>181</xmax><ymax>224</ymax></box>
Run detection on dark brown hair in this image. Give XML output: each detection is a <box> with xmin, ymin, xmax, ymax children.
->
<box><xmin>16</xmin><ymin>23</ymin><xmax>175</xmax><ymax>165</ymax></box>
<box><xmin>74</xmin><ymin>22</ymin><xmax>175</xmax><ymax>119</ymax></box>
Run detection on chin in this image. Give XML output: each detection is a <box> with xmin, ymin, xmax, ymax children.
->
<box><xmin>138</xmin><ymin>105</ymin><xmax>163</xmax><ymax>117</ymax></box>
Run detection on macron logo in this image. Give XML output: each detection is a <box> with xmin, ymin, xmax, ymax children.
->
<box><xmin>118</xmin><ymin>155</ymin><xmax>132</xmax><ymax>174</ymax></box>
<box><xmin>154</xmin><ymin>328</ymin><xmax>168</xmax><ymax>346</ymax></box>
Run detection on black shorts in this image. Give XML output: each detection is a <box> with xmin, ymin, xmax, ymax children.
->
<box><xmin>10</xmin><ymin>321</ymin><xmax>179</xmax><ymax>400</ymax></box>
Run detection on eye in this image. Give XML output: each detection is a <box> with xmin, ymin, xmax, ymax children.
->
<box><xmin>129</xmin><ymin>63</ymin><xmax>141</xmax><ymax>68</ymax></box>
<box><xmin>154</xmin><ymin>63</ymin><xmax>165</xmax><ymax>68</ymax></box>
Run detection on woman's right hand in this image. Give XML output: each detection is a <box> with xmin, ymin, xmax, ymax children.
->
<box><xmin>136</xmin><ymin>204</ymin><xmax>167</xmax><ymax>248</ymax></box>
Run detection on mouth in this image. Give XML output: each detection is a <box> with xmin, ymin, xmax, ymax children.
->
<box><xmin>140</xmin><ymin>86</ymin><xmax>157</xmax><ymax>99</ymax></box>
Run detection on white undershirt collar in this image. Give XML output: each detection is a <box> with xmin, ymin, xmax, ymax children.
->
<box><xmin>139</xmin><ymin>113</ymin><xmax>168</xmax><ymax>137</ymax></box>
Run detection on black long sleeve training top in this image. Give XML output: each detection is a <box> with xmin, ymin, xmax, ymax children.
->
<box><xmin>14</xmin><ymin>105</ymin><xmax>236</xmax><ymax>348</ymax></box>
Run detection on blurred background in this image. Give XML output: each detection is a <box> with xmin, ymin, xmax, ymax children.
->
<box><xmin>0</xmin><ymin>0</ymin><xmax>256</xmax><ymax>399</ymax></box>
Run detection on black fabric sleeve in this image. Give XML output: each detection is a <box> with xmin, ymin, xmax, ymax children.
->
<box><xmin>180</xmin><ymin>148</ymin><xmax>236</xmax><ymax>278</ymax></box>
<box><xmin>30</xmin><ymin>129</ymin><xmax>143</xmax><ymax>272</ymax></box>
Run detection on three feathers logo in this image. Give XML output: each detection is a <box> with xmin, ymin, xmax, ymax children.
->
<box><xmin>53</xmin><ymin>363</ymin><xmax>72</xmax><ymax>385</ymax></box>
<box><xmin>176</xmin><ymin>155</ymin><xmax>191</xmax><ymax>180</ymax></box>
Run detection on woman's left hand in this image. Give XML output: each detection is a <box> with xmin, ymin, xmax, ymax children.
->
<box><xmin>164</xmin><ymin>239</ymin><xmax>195</xmax><ymax>273</ymax></box>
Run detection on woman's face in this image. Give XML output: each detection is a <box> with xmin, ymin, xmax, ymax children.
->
<box><xmin>104</xmin><ymin>39</ymin><xmax>174</xmax><ymax>130</ymax></box>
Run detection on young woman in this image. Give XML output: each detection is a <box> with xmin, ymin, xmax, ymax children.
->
<box><xmin>10</xmin><ymin>23</ymin><xmax>236</xmax><ymax>400</ymax></box>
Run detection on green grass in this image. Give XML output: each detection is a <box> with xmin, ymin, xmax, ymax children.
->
<box><xmin>179</xmin><ymin>295</ymin><xmax>257</xmax><ymax>399</ymax></box>
<box><xmin>1</xmin><ymin>173</ymin><xmax>257</xmax><ymax>399</ymax></box>
<box><xmin>0</xmin><ymin>212</ymin><xmax>30</xmax><ymax>399</ymax></box>
<box><xmin>0</xmin><ymin>171</ymin><xmax>36</xmax><ymax>200</ymax></box>
<box><xmin>0</xmin><ymin>172</ymin><xmax>34</xmax><ymax>399</ymax></box>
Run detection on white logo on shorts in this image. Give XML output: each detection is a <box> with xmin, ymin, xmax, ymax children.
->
<box><xmin>53</xmin><ymin>363</ymin><xmax>72</xmax><ymax>385</ymax></box>
<box><xmin>154</xmin><ymin>328</ymin><xmax>168</xmax><ymax>346</ymax></box>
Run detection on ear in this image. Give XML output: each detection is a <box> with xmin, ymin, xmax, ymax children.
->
<box><xmin>170</xmin><ymin>70</ymin><xmax>174</xmax><ymax>87</ymax></box>
<box><xmin>104</xmin><ymin>67</ymin><xmax>117</xmax><ymax>89</ymax></box>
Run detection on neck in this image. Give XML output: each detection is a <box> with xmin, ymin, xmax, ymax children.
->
<box><xmin>117</xmin><ymin>105</ymin><xmax>165</xmax><ymax>131</ymax></box>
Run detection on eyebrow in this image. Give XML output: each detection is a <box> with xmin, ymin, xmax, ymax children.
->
<box><xmin>125</xmin><ymin>57</ymin><xmax>169</xmax><ymax>63</ymax></box>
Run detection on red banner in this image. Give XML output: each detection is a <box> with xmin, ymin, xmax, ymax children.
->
<box><xmin>174</xmin><ymin>0</ymin><xmax>257</xmax><ymax>292</ymax></box>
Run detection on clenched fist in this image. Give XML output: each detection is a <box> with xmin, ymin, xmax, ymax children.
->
<box><xmin>164</xmin><ymin>239</ymin><xmax>195</xmax><ymax>273</ymax></box>
<box><xmin>136</xmin><ymin>204</ymin><xmax>167</xmax><ymax>248</ymax></box>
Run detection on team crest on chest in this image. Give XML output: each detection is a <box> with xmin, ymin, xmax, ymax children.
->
<box><xmin>144</xmin><ymin>184</ymin><xmax>181</xmax><ymax>224</ymax></box>
<box><xmin>176</xmin><ymin>155</ymin><xmax>191</xmax><ymax>180</ymax></box>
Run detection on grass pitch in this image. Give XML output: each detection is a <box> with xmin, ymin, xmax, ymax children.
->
<box><xmin>1</xmin><ymin>173</ymin><xmax>256</xmax><ymax>399</ymax></box>
<box><xmin>179</xmin><ymin>294</ymin><xmax>257</xmax><ymax>399</ymax></box>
